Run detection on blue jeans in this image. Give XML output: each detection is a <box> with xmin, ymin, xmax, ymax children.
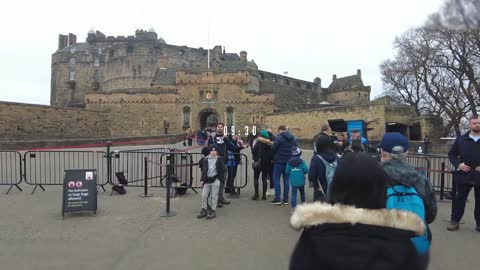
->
<box><xmin>273</xmin><ymin>163</ymin><xmax>289</xmax><ymax>201</ymax></box>
<box><xmin>291</xmin><ymin>186</ymin><xmax>305</xmax><ymax>208</ymax></box>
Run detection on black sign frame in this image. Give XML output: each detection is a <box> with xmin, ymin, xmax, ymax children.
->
<box><xmin>62</xmin><ymin>169</ymin><xmax>98</xmax><ymax>217</ymax></box>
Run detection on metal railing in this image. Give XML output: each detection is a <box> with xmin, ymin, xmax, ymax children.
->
<box><xmin>406</xmin><ymin>154</ymin><xmax>454</xmax><ymax>200</ymax></box>
<box><xmin>23</xmin><ymin>151</ymin><xmax>110</xmax><ymax>193</ymax></box>
<box><xmin>0</xmin><ymin>151</ymin><xmax>23</xmax><ymax>194</ymax></box>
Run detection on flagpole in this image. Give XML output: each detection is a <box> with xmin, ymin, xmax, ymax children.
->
<box><xmin>207</xmin><ymin>18</ymin><xmax>210</xmax><ymax>70</ymax></box>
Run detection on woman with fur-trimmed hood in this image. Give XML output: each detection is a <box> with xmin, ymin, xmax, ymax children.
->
<box><xmin>290</xmin><ymin>152</ymin><xmax>425</xmax><ymax>270</ymax></box>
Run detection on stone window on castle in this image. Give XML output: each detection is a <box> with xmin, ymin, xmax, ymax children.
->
<box><xmin>138</xmin><ymin>65</ymin><xmax>142</xmax><ymax>75</ymax></box>
<box><xmin>109</xmin><ymin>50</ymin><xmax>114</xmax><ymax>58</ymax></box>
<box><xmin>226</xmin><ymin>106</ymin><xmax>234</xmax><ymax>127</ymax></box>
<box><xmin>259</xmin><ymin>73</ymin><xmax>264</xmax><ymax>79</ymax></box>
<box><xmin>69</xmin><ymin>58</ymin><xmax>76</xmax><ymax>66</ymax></box>
<box><xmin>272</xmin><ymin>77</ymin><xmax>277</xmax><ymax>83</ymax></box>
<box><xmin>284</xmin><ymin>79</ymin><xmax>289</xmax><ymax>85</ymax></box>
<box><xmin>358</xmin><ymin>92</ymin><xmax>361</xmax><ymax>97</ymax></box>
<box><xmin>70</xmin><ymin>47</ymin><xmax>76</xmax><ymax>54</ymax></box>
<box><xmin>94</xmin><ymin>58</ymin><xmax>100</xmax><ymax>67</ymax></box>
<box><xmin>296</xmin><ymin>82</ymin><xmax>301</xmax><ymax>88</ymax></box>
<box><xmin>93</xmin><ymin>70</ymin><xmax>100</xmax><ymax>82</ymax></box>
<box><xmin>98</xmin><ymin>47</ymin><xmax>103</xmax><ymax>54</ymax></box>
<box><xmin>183</xmin><ymin>106</ymin><xmax>191</xmax><ymax>128</ymax></box>
<box><xmin>127</xmin><ymin>45</ymin><xmax>134</xmax><ymax>54</ymax></box>
<box><xmin>306</xmin><ymin>84</ymin><xmax>311</xmax><ymax>90</ymax></box>
<box><xmin>69</xmin><ymin>71</ymin><xmax>75</xmax><ymax>81</ymax></box>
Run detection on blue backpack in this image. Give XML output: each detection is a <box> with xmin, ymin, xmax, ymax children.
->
<box><xmin>386</xmin><ymin>185</ymin><xmax>430</xmax><ymax>255</ymax></box>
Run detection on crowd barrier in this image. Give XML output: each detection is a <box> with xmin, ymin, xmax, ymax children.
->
<box><xmin>111</xmin><ymin>151</ymin><xmax>249</xmax><ymax>195</ymax></box>
<box><xmin>406</xmin><ymin>154</ymin><xmax>454</xmax><ymax>200</ymax></box>
<box><xmin>0</xmin><ymin>151</ymin><xmax>23</xmax><ymax>194</ymax></box>
<box><xmin>2</xmin><ymin>146</ymin><xmax>248</xmax><ymax>197</ymax></box>
<box><xmin>24</xmin><ymin>151</ymin><xmax>110</xmax><ymax>194</ymax></box>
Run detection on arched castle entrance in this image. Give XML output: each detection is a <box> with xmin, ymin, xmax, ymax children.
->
<box><xmin>199</xmin><ymin>108</ymin><xmax>219</xmax><ymax>129</ymax></box>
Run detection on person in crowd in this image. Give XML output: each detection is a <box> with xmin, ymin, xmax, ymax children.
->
<box><xmin>380</xmin><ymin>132</ymin><xmax>437</xmax><ymax>269</ymax></box>
<box><xmin>197</xmin><ymin>128</ymin><xmax>205</xmax><ymax>145</ymax></box>
<box><xmin>225</xmin><ymin>133</ymin><xmax>243</xmax><ymax>198</ymax></box>
<box><xmin>207</xmin><ymin>123</ymin><xmax>230</xmax><ymax>207</ymax></box>
<box><xmin>286</xmin><ymin>147</ymin><xmax>308</xmax><ymax>211</ymax></box>
<box><xmin>186</xmin><ymin>128</ymin><xmax>194</xmax><ymax>146</ymax></box>
<box><xmin>345</xmin><ymin>139</ymin><xmax>365</xmax><ymax>153</ymax></box>
<box><xmin>270</xmin><ymin>125</ymin><xmax>297</xmax><ymax>205</ymax></box>
<box><xmin>251</xmin><ymin>129</ymin><xmax>274</xmax><ymax>200</ymax></box>
<box><xmin>380</xmin><ymin>132</ymin><xmax>437</xmax><ymax>224</ymax></box>
<box><xmin>447</xmin><ymin>115</ymin><xmax>480</xmax><ymax>232</ymax></box>
<box><xmin>349</xmin><ymin>129</ymin><xmax>368</xmax><ymax>150</ymax></box>
<box><xmin>313</xmin><ymin>124</ymin><xmax>336</xmax><ymax>153</ymax></box>
<box><xmin>289</xmin><ymin>152</ymin><xmax>424</xmax><ymax>270</ymax></box>
<box><xmin>308</xmin><ymin>135</ymin><xmax>338</xmax><ymax>201</ymax></box>
<box><xmin>197</xmin><ymin>145</ymin><xmax>225</xmax><ymax>220</ymax></box>
<box><xmin>266</xmin><ymin>128</ymin><xmax>276</xmax><ymax>196</ymax></box>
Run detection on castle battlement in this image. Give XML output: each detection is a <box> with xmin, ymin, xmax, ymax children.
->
<box><xmin>86</xmin><ymin>29</ymin><xmax>160</xmax><ymax>45</ymax></box>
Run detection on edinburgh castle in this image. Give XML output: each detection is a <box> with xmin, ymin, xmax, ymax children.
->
<box><xmin>0</xmin><ymin>29</ymin><xmax>442</xmax><ymax>147</ymax></box>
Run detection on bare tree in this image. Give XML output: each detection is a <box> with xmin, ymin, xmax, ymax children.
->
<box><xmin>381</xmin><ymin>0</ymin><xmax>480</xmax><ymax>135</ymax></box>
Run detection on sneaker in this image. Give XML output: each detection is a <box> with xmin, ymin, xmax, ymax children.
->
<box><xmin>447</xmin><ymin>222</ymin><xmax>460</xmax><ymax>231</ymax></box>
<box><xmin>219</xmin><ymin>197</ymin><xmax>231</xmax><ymax>205</ymax></box>
<box><xmin>197</xmin><ymin>209</ymin><xmax>208</xmax><ymax>219</ymax></box>
<box><xmin>251</xmin><ymin>193</ymin><xmax>259</xmax><ymax>200</ymax></box>
<box><xmin>207</xmin><ymin>210</ymin><xmax>216</xmax><ymax>219</ymax></box>
<box><xmin>217</xmin><ymin>202</ymin><xmax>223</xmax><ymax>208</ymax></box>
<box><xmin>270</xmin><ymin>198</ymin><xmax>282</xmax><ymax>205</ymax></box>
<box><xmin>282</xmin><ymin>199</ymin><xmax>289</xmax><ymax>205</ymax></box>
<box><xmin>476</xmin><ymin>226</ymin><xmax>480</xmax><ymax>232</ymax></box>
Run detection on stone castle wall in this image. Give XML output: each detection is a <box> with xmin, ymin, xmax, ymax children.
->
<box><xmin>327</xmin><ymin>87</ymin><xmax>371</xmax><ymax>104</ymax></box>
<box><xmin>265</xmin><ymin>104</ymin><xmax>387</xmax><ymax>140</ymax></box>
<box><xmin>0</xmin><ymin>102</ymin><xmax>111</xmax><ymax>141</ymax></box>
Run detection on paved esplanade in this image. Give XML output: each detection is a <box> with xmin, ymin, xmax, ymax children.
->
<box><xmin>0</xmin><ymin>144</ymin><xmax>476</xmax><ymax>270</ymax></box>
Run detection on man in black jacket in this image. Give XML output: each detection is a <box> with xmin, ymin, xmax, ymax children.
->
<box><xmin>447</xmin><ymin>115</ymin><xmax>480</xmax><ymax>232</ymax></box>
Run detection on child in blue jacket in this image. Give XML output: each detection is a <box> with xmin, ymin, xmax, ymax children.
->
<box><xmin>286</xmin><ymin>147</ymin><xmax>309</xmax><ymax>209</ymax></box>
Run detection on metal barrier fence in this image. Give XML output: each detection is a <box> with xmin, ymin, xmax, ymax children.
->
<box><xmin>406</xmin><ymin>154</ymin><xmax>454</xmax><ymax>200</ymax></box>
<box><xmin>24</xmin><ymin>151</ymin><xmax>110</xmax><ymax>193</ymax></box>
<box><xmin>111</xmin><ymin>151</ymin><xmax>249</xmax><ymax>194</ymax></box>
<box><xmin>0</xmin><ymin>151</ymin><xmax>23</xmax><ymax>194</ymax></box>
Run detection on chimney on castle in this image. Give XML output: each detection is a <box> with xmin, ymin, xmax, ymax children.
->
<box><xmin>357</xmin><ymin>69</ymin><xmax>362</xmax><ymax>80</ymax></box>
<box><xmin>314</xmin><ymin>77</ymin><xmax>321</xmax><ymax>88</ymax></box>
<box><xmin>240</xmin><ymin>51</ymin><xmax>248</xmax><ymax>61</ymax></box>
<box><xmin>332</xmin><ymin>74</ymin><xmax>337</xmax><ymax>81</ymax></box>
<box><xmin>68</xmin><ymin>33</ymin><xmax>77</xmax><ymax>46</ymax></box>
<box><xmin>58</xmin><ymin>34</ymin><xmax>68</xmax><ymax>50</ymax></box>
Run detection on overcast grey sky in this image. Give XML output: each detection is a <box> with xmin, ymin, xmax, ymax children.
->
<box><xmin>0</xmin><ymin>0</ymin><xmax>445</xmax><ymax>105</ymax></box>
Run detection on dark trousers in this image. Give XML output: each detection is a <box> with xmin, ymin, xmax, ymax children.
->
<box><xmin>273</xmin><ymin>163</ymin><xmax>289</xmax><ymax>201</ymax></box>
<box><xmin>267</xmin><ymin>163</ymin><xmax>274</xmax><ymax>189</ymax></box>
<box><xmin>226</xmin><ymin>165</ymin><xmax>238</xmax><ymax>192</ymax></box>
<box><xmin>187</xmin><ymin>138</ymin><xmax>193</xmax><ymax>146</ymax></box>
<box><xmin>291</xmin><ymin>186</ymin><xmax>306</xmax><ymax>208</ymax></box>
<box><xmin>313</xmin><ymin>180</ymin><xmax>327</xmax><ymax>202</ymax></box>
<box><xmin>451</xmin><ymin>182</ymin><xmax>480</xmax><ymax>225</ymax></box>
<box><xmin>253</xmin><ymin>165</ymin><xmax>270</xmax><ymax>195</ymax></box>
